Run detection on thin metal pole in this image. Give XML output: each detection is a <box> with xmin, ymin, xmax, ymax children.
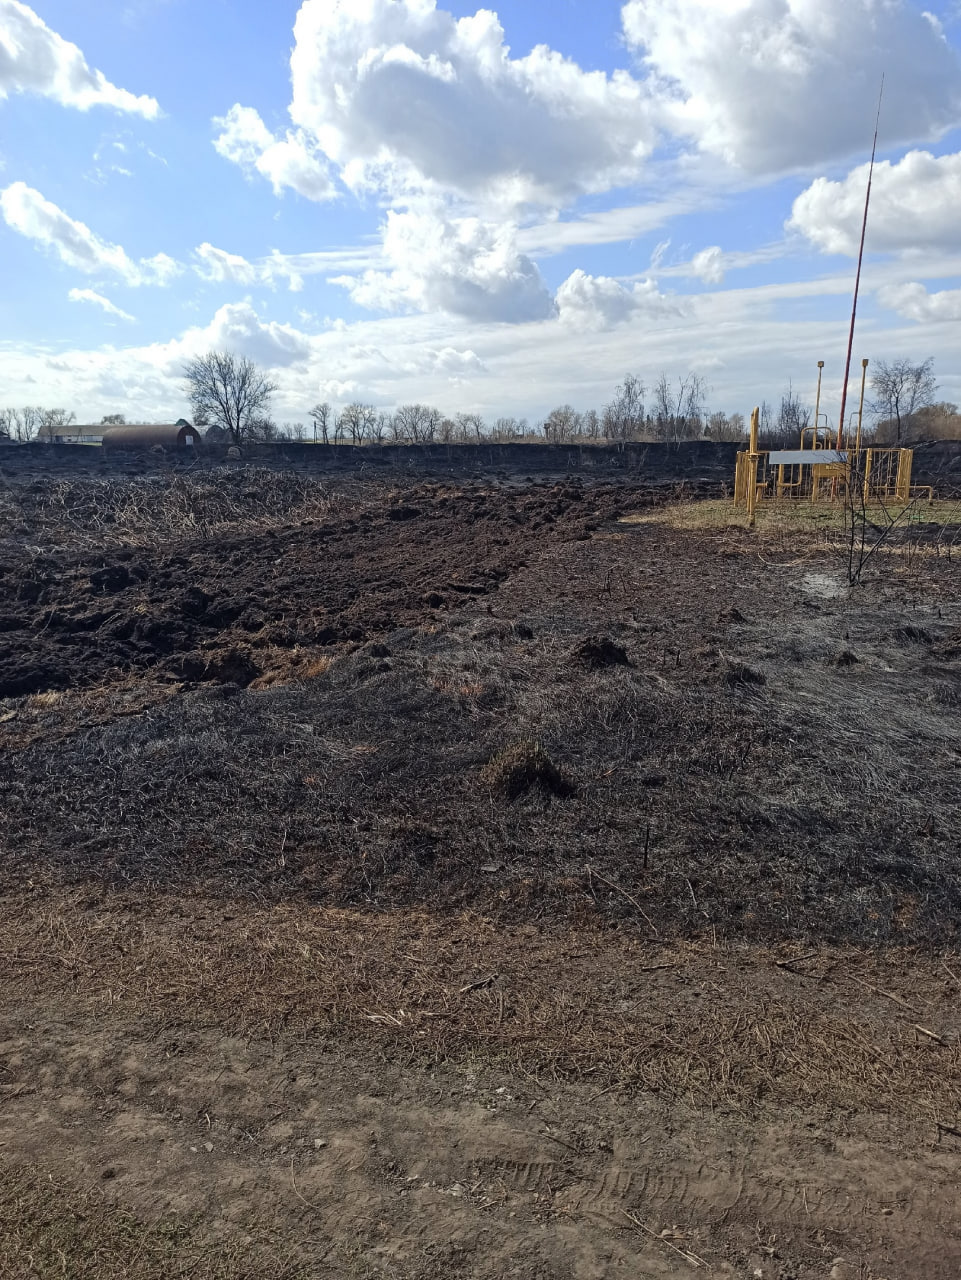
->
<box><xmin>855</xmin><ymin>358</ymin><xmax>869</xmax><ymax>455</ymax></box>
<box><xmin>838</xmin><ymin>77</ymin><xmax>884</xmax><ymax>448</ymax></box>
<box><xmin>813</xmin><ymin>361</ymin><xmax>824</xmax><ymax>450</ymax></box>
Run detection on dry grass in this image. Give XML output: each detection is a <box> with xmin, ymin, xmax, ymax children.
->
<box><xmin>5</xmin><ymin>892</ymin><xmax>961</xmax><ymax>1122</ymax></box>
<box><xmin>0</xmin><ymin>1164</ymin><xmax>306</xmax><ymax>1280</ymax></box>
<box><xmin>623</xmin><ymin>496</ymin><xmax>961</xmax><ymax>535</ymax></box>
<box><xmin>0</xmin><ymin>469</ymin><xmax>346</xmax><ymax>549</ymax></box>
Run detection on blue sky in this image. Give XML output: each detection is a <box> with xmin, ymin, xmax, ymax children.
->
<box><xmin>1</xmin><ymin>0</ymin><xmax>960</xmax><ymax>427</ymax></box>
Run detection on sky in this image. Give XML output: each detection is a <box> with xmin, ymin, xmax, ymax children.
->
<box><xmin>1</xmin><ymin>0</ymin><xmax>960</xmax><ymax>429</ymax></box>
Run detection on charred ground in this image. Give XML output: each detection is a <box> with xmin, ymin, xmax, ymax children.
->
<box><xmin>1</xmin><ymin>471</ymin><xmax>959</xmax><ymax>946</ymax></box>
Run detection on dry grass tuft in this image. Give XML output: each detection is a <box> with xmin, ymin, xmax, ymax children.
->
<box><xmin>724</xmin><ymin>660</ymin><xmax>766</xmax><ymax>687</ymax></box>
<box><xmin>481</xmin><ymin>740</ymin><xmax>574</xmax><ymax>800</ymax></box>
<box><xmin>571</xmin><ymin>635</ymin><xmax>630</xmax><ymax>669</ymax></box>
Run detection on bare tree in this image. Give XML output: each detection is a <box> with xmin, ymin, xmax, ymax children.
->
<box><xmin>309</xmin><ymin>402</ymin><xmax>332</xmax><ymax>444</ymax></box>
<box><xmin>758</xmin><ymin>383</ymin><xmax>812</xmax><ymax>448</ymax></box>
<box><xmin>543</xmin><ymin>405</ymin><xmax>582</xmax><ymax>442</ymax></box>
<box><xmin>371</xmin><ymin>411</ymin><xmax>391</xmax><ymax>445</ymax></box>
<box><xmin>453</xmin><ymin>413</ymin><xmax>483</xmax><ymax>443</ymax></box>
<box><xmin>339</xmin><ymin>402</ymin><xmax>377</xmax><ymax>445</ymax></box>
<box><xmin>491</xmin><ymin>416</ymin><xmax>527</xmax><ymax>441</ymax></box>
<box><xmin>704</xmin><ymin>410</ymin><xmax>746</xmax><ymax>442</ymax></box>
<box><xmin>908</xmin><ymin>402</ymin><xmax>961</xmax><ymax>441</ymax></box>
<box><xmin>2</xmin><ymin>407</ymin><xmax>76</xmax><ymax>441</ymax></box>
<box><xmin>393</xmin><ymin>404</ymin><xmax>443</xmax><ymax>443</ymax></box>
<box><xmin>780</xmin><ymin>387</ymin><xmax>811</xmax><ymax>438</ymax></box>
<box><xmin>582</xmin><ymin>408</ymin><xmax>601</xmax><ymax>439</ymax></box>
<box><xmin>0</xmin><ymin>408</ymin><xmax>43</xmax><ymax>441</ymax></box>
<box><xmin>871</xmin><ymin>357</ymin><xmax>937</xmax><ymax>444</ymax></box>
<box><xmin>182</xmin><ymin>351</ymin><xmax>277</xmax><ymax>446</ymax></box>
<box><xmin>247</xmin><ymin>415</ymin><xmax>279</xmax><ymax>442</ymax></box>
<box><xmin>603</xmin><ymin>374</ymin><xmax>645</xmax><ymax>440</ymax></box>
<box><xmin>651</xmin><ymin>373</ymin><xmax>706</xmax><ymax>442</ymax></box>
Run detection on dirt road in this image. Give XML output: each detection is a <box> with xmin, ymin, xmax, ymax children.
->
<box><xmin>3</xmin><ymin>900</ymin><xmax>961</xmax><ymax>1279</ymax></box>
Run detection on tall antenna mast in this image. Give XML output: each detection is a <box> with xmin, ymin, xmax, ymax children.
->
<box><xmin>838</xmin><ymin>76</ymin><xmax>884</xmax><ymax>449</ymax></box>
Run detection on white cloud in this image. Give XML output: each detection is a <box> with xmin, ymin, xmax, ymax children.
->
<box><xmin>0</xmin><ymin>182</ymin><xmax>181</xmax><ymax>284</ymax></box>
<box><xmin>876</xmin><ymin>281</ymin><xmax>961</xmax><ymax>322</ymax></box>
<box><xmin>429</xmin><ymin>346</ymin><xmax>487</xmax><ymax>375</ymax></box>
<box><xmin>193</xmin><ymin>242</ymin><xmax>261</xmax><ymax>285</ymax></box>
<box><xmin>690</xmin><ymin>245</ymin><xmax>725</xmax><ymax>285</ymax></box>
<box><xmin>68</xmin><ymin>287</ymin><xmax>135</xmax><ymax>321</ymax></box>
<box><xmin>555</xmin><ymin>269</ymin><xmax>682</xmax><ymax>331</ymax></box>
<box><xmin>218</xmin><ymin>0</ymin><xmax>656</xmax><ymax>207</ymax></box>
<box><xmin>0</xmin><ymin>0</ymin><xmax>160</xmax><ymax>116</ymax></box>
<box><xmin>789</xmin><ymin>149</ymin><xmax>961</xmax><ymax>255</ymax></box>
<box><xmin>213</xmin><ymin>104</ymin><xmax>336</xmax><ymax>202</ymax></box>
<box><xmin>333</xmin><ymin>209</ymin><xmax>555</xmax><ymax>322</ymax></box>
<box><xmin>192</xmin><ymin>243</ymin><xmax>360</xmax><ymax>294</ymax></box>
<box><xmin>5</xmin><ymin>279</ymin><xmax>961</xmax><ymax>431</ymax></box>
<box><xmin>192</xmin><ymin>301</ymin><xmax>313</xmax><ymax>367</ymax></box>
<box><xmin>141</xmin><ymin>252</ymin><xmax>181</xmax><ymax>286</ymax></box>
<box><xmin>517</xmin><ymin>198</ymin><xmax>699</xmax><ymax>256</ymax></box>
<box><xmin>623</xmin><ymin>0</ymin><xmax>961</xmax><ymax>174</ymax></box>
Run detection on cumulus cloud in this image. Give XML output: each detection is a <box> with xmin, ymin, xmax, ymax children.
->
<box><xmin>622</xmin><ymin>0</ymin><xmax>961</xmax><ymax>174</ymax></box>
<box><xmin>429</xmin><ymin>346</ymin><xmax>487</xmax><ymax>375</ymax></box>
<box><xmin>876</xmin><ymin>281</ymin><xmax>961</xmax><ymax>322</ymax></box>
<box><xmin>690</xmin><ymin>245</ymin><xmax>725</xmax><ymax>285</ymax></box>
<box><xmin>193</xmin><ymin>301</ymin><xmax>313</xmax><ymax>367</ymax></box>
<box><xmin>213</xmin><ymin>104</ymin><xmax>336</xmax><ymax>202</ymax></box>
<box><xmin>0</xmin><ymin>183</ymin><xmax>181</xmax><ymax>284</ymax></box>
<box><xmin>554</xmin><ymin>269</ymin><xmax>681</xmax><ymax>331</ymax></box>
<box><xmin>193</xmin><ymin>242</ymin><xmax>261</xmax><ymax>285</ymax></box>
<box><xmin>333</xmin><ymin>209</ymin><xmax>555</xmax><ymax>322</ymax></box>
<box><xmin>789</xmin><ymin>149</ymin><xmax>961</xmax><ymax>255</ymax></box>
<box><xmin>217</xmin><ymin>0</ymin><xmax>655</xmax><ymax>206</ymax></box>
<box><xmin>68</xmin><ymin>287</ymin><xmax>135</xmax><ymax>321</ymax></box>
<box><xmin>0</xmin><ymin>1</ymin><xmax>160</xmax><ymax>116</ymax></box>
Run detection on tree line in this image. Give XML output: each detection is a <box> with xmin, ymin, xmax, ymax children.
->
<box><xmin>3</xmin><ymin>351</ymin><xmax>956</xmax><ymax>448</ymax></box>
<box><xmin>182</xmin><ymin>352</ymin><xmax>743</xmax><ymax>447</ymax></box>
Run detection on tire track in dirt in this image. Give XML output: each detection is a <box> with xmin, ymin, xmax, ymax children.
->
<box><xmin>3</xmin><ymin>1005</ymin><xmax>960</xmax><ymax>1279</ymax></box>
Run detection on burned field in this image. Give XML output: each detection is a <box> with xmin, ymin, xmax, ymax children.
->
<box><xmin>2</xmin><ymin>467</ymin><xmax>961</xmax><ymax>1279</ymax></box>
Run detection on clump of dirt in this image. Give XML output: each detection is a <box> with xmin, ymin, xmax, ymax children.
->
<box><xmin>934</xmin><ymin>630</ymin><xmax>961</xmax><ymax>659</ymax></box>
<box><xmin>719</xmin><ymin>605</ymin><xmax>747</xmax><ymax>624</ymax></box>
<box><xmin>834</xmin><ymin>648</ymin><xmax>860</xmax><ymax>667</ymax></box>
<box><xmin>572</xmin><ymin>635</ymin><xmax>630</xmax><ymax>668</ymax></box>
<box><xmin>892</xmin><ymin>624</ymin><xmax>932</xmax><ymax>644</ymax></box>
<box><xmin>168</xmin><ymin>647</ymin><xmax>261</xmax><ymax>687</ymax></box>
<box><xmin>481</xmin><ymin>741</ymin><xmax>574</xmax><ymax>801</ymax></box>
<box><xmin>724</xmin><ymin>660</ymin><xmax>766</xmax><ymax>686</ymax></box>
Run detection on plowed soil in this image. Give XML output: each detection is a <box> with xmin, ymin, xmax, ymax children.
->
<box><xmin>2</xmin><ymin>469</ymin><xmax>960</xmax><ymax>1279</ymax></box>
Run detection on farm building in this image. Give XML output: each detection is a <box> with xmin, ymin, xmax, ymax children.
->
<box><xmin>102</xmin><ymin>423</ymin><xmax>202</xmax><ymax>450</ymax></box>
<box><xmin>34</xmin><ymin>423</ymin><xmax>102</xmax><ymax>444</ymax></box>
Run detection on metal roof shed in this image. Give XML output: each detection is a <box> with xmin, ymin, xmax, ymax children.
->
<box><xmin>101</xmin><ymin>423</ymin><xmax>201</xmax><ymax>450</ymax></box>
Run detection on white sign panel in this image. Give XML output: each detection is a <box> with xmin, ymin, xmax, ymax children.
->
<box><xmin>766</xmin><ymin>451</ymin><xmax>847</xmax><ymax>466</ymax></box>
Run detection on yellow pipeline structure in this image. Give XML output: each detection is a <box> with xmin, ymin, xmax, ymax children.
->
<box><xmin>734</xmin><ymin>367</ymin><xmax>931</xmax><ymax>514</ymax></box>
